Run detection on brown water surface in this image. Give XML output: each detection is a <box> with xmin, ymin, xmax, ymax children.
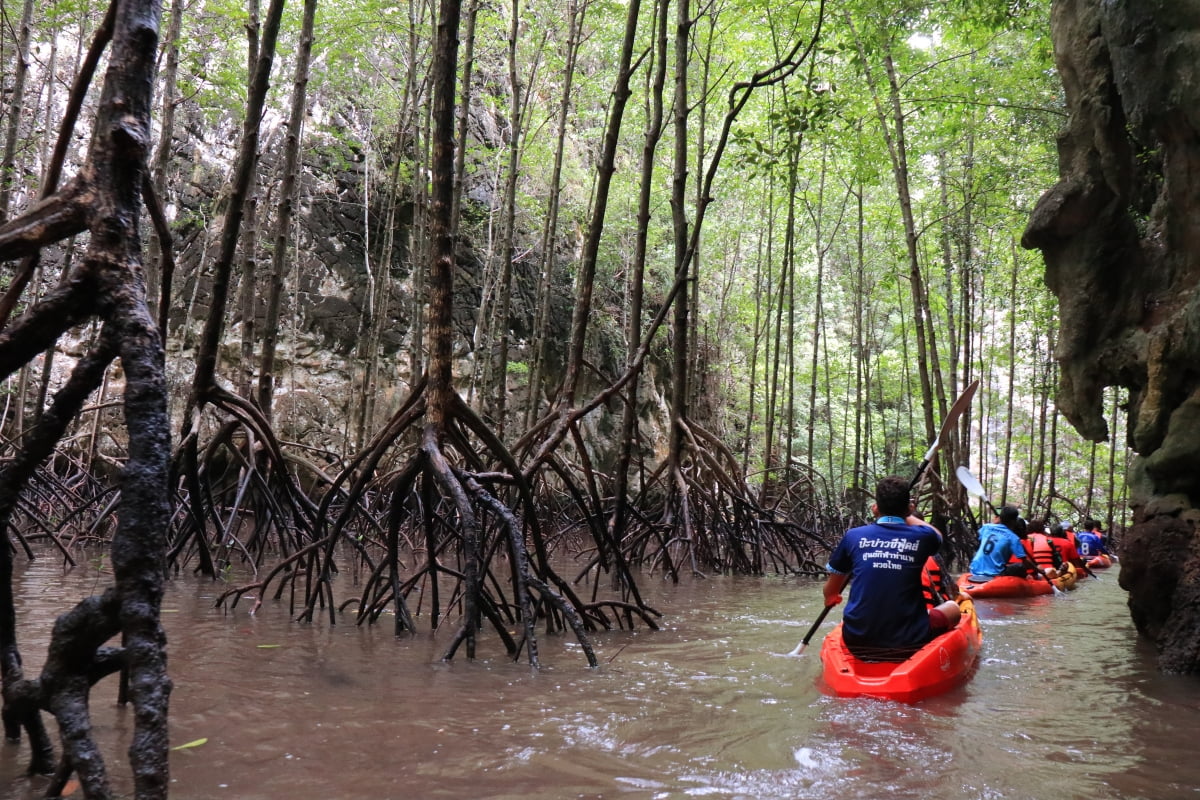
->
<box><xmin>0</xmin><ymin>555</ymin><xmax>1197</xmax><ymax>799</ymax></box>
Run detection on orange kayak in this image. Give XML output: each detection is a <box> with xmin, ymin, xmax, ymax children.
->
<box><xmin>1086</xmin><ymin>553</ymin><xmax>1114</xmax><ymax>569</ymax></box>
<box><xmin>819</xmin><ymin>597</ymin><xmax>983</xmax><ymax>703</ymax></box>
<box><xmin>957</xmin><ymin>572</ymin><xmax>1053</xmax><ymax>598</ymax></box>
<box><xmin>1054</xmin><ymin>564</ymin><xmax>1079</xmax><ymax>591</ymax></box>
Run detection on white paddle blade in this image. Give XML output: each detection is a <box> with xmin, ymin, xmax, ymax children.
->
<box><xmin>955</xmin><ymin>465</ymin><xmax>987</xmax><ymax>500</ymax></box>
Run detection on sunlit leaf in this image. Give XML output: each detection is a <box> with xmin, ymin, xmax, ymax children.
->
<box><xmin>172</xmin><ymin>737</ymin><xmax>209</xmax><ymax>751</ymax></box>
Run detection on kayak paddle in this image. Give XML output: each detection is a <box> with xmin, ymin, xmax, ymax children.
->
<box><xmin>784</xmin><ymin>603</ymin><xmax>836</xmax><ymax>657</ymax></box>
<box><xmin>909</xmin><ymin>380</ymin><xmax>979</xmax><ymax>603</ymax></box>
<box><xmin>955</xmin><ymin>466</ymin><xmax>1064</xmax><ymax>596</ymax></box>
<box><xmin>910</xmin><ymin>380</ymin><xmax>980</xmax><ymax>493</ymax></box>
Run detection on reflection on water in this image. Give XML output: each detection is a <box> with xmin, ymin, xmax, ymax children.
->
<box><xmin>0</xmin><ymin>555</ymin><xmax>1198</xmax><ymax>799</ymax></box>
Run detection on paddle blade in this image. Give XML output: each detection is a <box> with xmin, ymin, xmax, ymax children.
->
<box><xmin>955</xmin><ymin>465</ymin><xmax>988</xmax><ymax>501</ymax></box>
<box><xmin>938</xmin><ymin>379</ymin><xmax>980</xmax><ymax>443</ymax></box>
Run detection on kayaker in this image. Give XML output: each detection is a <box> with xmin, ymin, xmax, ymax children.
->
<box><xmin>1047</xmin><ymin>521</ymin><xmax>1090</xmax><ymax>576</ymax></box>
<box><xmin>966</xmin><ymin>505</ymin><xmax>1041</xmax><ymax>580</ymax></box>
<box><xmin>1076</xmin><ymin>520</ymin><xmax>1111</xmax><ymax>561</ymax></box>
<box><xmin>823</xmin><ymin>476</ymin><xmax>961</xmax><ymax>661</ymax></box>
<box><xmin>1088</xmin><ymin>519</ymin><xmax>1110</xmax><ymax>547</ymax></box>
<box><xmin>1023</xmin><ymin>518</ymin><xmax>1065</xmax><ymax>578</ymax></box>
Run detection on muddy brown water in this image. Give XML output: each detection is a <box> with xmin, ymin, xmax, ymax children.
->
<box><xmin>0</xmin><ymin>554</ymin><xmax>1197</xmax><ymax>799</ymax></box>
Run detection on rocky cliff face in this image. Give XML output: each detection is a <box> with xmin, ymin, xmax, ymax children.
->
<box><xmin>1022</xmin><ymin>0</ymin><xmax>1200</xmax><ymax>672</ymax></box>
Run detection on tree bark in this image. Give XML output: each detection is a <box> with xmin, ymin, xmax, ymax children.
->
<box><xmin>0</xmin><ymin>0</ymin><xmax>35</xmax><ymax>224</ymax></box>
<box><xmin>0</xmin><ymin>0</ymin><xmax>173</xmax><ymax>791</ymax></box>
<box><xmin>258</xmin><ymin>0</ymin><xmax>318</xmax><ymax>420</ymax></box>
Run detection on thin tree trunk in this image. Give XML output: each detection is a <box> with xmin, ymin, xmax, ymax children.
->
<box><xmin>667</xmin><ymin>0</ymin><xmax>696</xmax><ymax>574</ymax></box>
<box><xmin>487</xmin><ymin>0</ymin><xmax>540</xmax><ymax>437</ymax></box>
<box><xmin>237</xmin><ymin>193</ymin><xmax>259</xmax><ymax>397</ymax></box>
<box><xmin>554</xmin><ymin>0</ymin><xmax>642</xmax><ymax>410</ymax></box>
<box><xmin>611</xmin><ymin>0</ymin><xmax>666</xmax><ymax>548</ymax></box>
<box><xmin>257</xmin><ymin>0</ymin><xmax>317</xmax><ymax>419</ymax></box>
<box><xmin>1048</xmin><ymin>352</ymin><xmax>1060</xmax><ymax>505</ymax></box>
<box><xmin>847</xmin><ymin>13</ymin><xmax>936</xmax><ymax>441</ymax></box>
<box><xmin>146</xmin><ymin>0</ymin><xmax>185</xmax><ymax>322</ymax></box>
<box><xmin>1106</xmin><ymin>386</ymin><xmax>1120</xmax><ymax>528</ymax></box>
<box><xmin>408</xmin><ymin>0</ymin><xmax>439</xmax><ymax>383</ymax></box>
<box><xmin>450</xmin><ymin>0</ymin><xmax>477</xmax><ymax>233</ymax></box>
<box><xmin>187</xmin><ymin>0</ymin><xmax>285</xmax><ymax>408</ymax></box>
<box><xmin>236</xmin><ymin>0</ymin><xmax>262</xmax><ymax>398</ymax></box>
<box><xmin>1028</xmin><ymin>331</ymin><xmax>1049</xmax><ymax>511</ymax></box>
<box><xmin>780</xmin><ymin>144</ymin><xmax>797</xmax><ymax>475</ymax></box>
<box><xmin>526</xmin><ymin>0</ymin><xmax>586</xmax><ymax>428</ymax></box>
<box><xmin>0</xmin><ymin>0</ymin><xmax>35</xmax><ymax>223</ymax></box>
<box><xmin>805</xmin><ymin>144</ymin><xmax>832</xmax><ymax>463</ymax></box>
<box><xmin>1000</xmin><ymin>246</ymin><xmax>1018</xmax><ymax>506</ymax></box>
<box><xmin>852</xmin><ymin>177</ymin><xmax>866</xmax><ymax>491</ymax></box>
<box><xmin>742</xmin><ymin>204</ymin><xmax>769</xmax><ymax>475</ymax></box>
<box><xmin>1085</xmin><ymin>440</ymin><xmax>1098</xmax><ymax>518</ymax></box>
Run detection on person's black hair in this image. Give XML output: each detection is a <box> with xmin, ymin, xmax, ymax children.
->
<box><xmin>874</xmin><ymin>476</ymin><xmax>911</xmax><ymax>517</ymax></box>
<box><xmin>1049</xmin><ymin>522</ymin><xmax>1065</xmax><ymax>537</ymax></box>
<box><xmin>1083</xmin><ymin>518</ymin><xmax>1098</xmax><ymax>531</ymax></box>
<box><xmin>1028</xmin><ymin>518</ymin><xmax>1046</xmax><ymax>533</ymax></box>
<box><xmin>999</xmin><ymin>505</ymin><xmax>1020</xmax><ymax>529</ymax></box>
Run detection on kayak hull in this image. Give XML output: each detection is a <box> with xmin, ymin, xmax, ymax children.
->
<box><xmin>1086</xmin><ymin>553</ymin><xmax>1114</xmax><ymax>569</ymax></box>
<box><xmin>957</xmin><ymin>572</ymin><xmax>1053</xmax><ymax>598</ymax></box>
<box><xmin>1054</xmin><ymin>564</ymin><xmax>1078</xmax><ymax>591</ymax></box>
<box><xmin>819</xmin><ymin>598</ymin><xmax>983</xmax><ymax>704</ymax></box>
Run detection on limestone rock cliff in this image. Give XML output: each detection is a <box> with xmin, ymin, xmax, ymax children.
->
<box><xmin>1022</xmin><ymin>0</ymin><xmax>1200</xmax><ymax>672</ymax></box>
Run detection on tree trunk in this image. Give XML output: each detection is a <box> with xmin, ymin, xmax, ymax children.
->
<box><xmin>0</xmin><ymin>0</ymin><xmax>35</xmax><ymax>224</ymax></box>
<box><xmin>1000</xmin><ymin>248</ymin><xmax>1018</xmax><ymax>506</ymax></box>
<box><xmin>847</xmin><ymin>13</ymin><xmax>937</xmax><ymax>443</ymax></box>
<box><xmin>257</xmin><ymin>0</ymin><xmax>317</xmax><ymax>420</ymax></box>
<box><xmin>555</xmin><ymin>0</ymin><xmax>641</xmax><ymax>411</ymax></box>
<box><xmin>667</xmin><ymin>0</ymin><xmax>692</xmax><ymax>569</ymax></box>
<box><xmin>0</xmin><ymin>0</ymin><xmax>172</xmax><ymax>790</ymax></box>
<box><xmin>611</xmin><ymin>0</ymin><xmax>666</xmax><ymax>552</ymax></box>
<box><xmin>187</xmin><ymin>0</ymin><xmax>284</xmax><ymax>408</ymax></box>
<box><xmin>486</xmin><ymin>0</ymin><xmax>536</xmax><ymax>437</ymax></box>
<box><xmin>526</xmin><ymin>0</ymin><xmax>585</xmax><ymax>428</ymax></box>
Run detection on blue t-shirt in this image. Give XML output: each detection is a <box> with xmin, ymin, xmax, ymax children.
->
<box><xmin>826</xmin><ymin>519</ymin><xmax>942</xmax><ymax>650</ymax></box>
<box><xmin>968</xmin><ymin>523</ymin><xmax>1028</xmax><ymax>578</ymax></box>
<box><xmin>1076</xmin><ymin>531</ymin><xmax>1107</xmax><ymax>557</ymax></box>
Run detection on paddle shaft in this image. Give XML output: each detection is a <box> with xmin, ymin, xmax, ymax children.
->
<box><xmin>910</xmin><ymin>381</ymin><xmax>979</xmax><ymax>601</ymax></box>
<box><xmin>786</xmin><ymin>603</ymin><xmax>836</xmax><ymax>656</ymax></box>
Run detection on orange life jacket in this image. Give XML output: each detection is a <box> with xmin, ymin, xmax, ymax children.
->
<box><xmin>920</xmin><ymin>556</ymin><xmax>945</xmax><ymax>608</ymax></box>
<box><xmin>1047</xmin><ymin>530</ymin><xmax>1081</xmax><ymax>563</ymax></box>
<box><xmin>1025</xmin><ymin>532</ymin><xmax>1063</xmax><ymax>570</ymax></box>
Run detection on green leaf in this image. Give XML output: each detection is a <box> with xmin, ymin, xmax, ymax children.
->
<box><xmin>172</xmin><ymin>738</ymin><xmax>209</xmax><ymax>751</ymax></box>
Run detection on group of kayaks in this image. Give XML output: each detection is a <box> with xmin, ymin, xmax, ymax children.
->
<box><xmin>957</xmin><ymin>553</ymin><xmax>1114</xmax><ymax>598</ymax></box>
<box><xmin>817</xmin><ymin>554</ymin><xmax>1116</xmax><ymax>704</ymax></box>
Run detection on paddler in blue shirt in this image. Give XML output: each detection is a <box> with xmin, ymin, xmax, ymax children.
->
<box><xmin>823</xmin><ymin>476</ymin><xmax>961</xmax><ymax>660</ymax></box>
<box><xmin>966</xmin><ymin>505</ymin><xmax>1040</xmax><ymax>580</ymax></box>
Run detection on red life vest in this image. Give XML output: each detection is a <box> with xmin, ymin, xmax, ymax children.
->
<box><xmin>1047</xmin><ymin>530</ymin><xmax>1081</xmax><ymax>563</ymax></box>
<box><xmin>920</xmin><ymin>556</ymin><xmax>945</xmax><ymax>608</ymax></box>
<box><xmin>1025</xmin><ymin>532</ymin><xmax>1063</xmax><ymax>571</ymax></box>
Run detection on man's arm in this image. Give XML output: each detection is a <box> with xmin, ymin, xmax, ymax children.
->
<box><xmin>823</xmin><ymin>571</ymin><xmax>849</xmax><ymax>606</ymax></box>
